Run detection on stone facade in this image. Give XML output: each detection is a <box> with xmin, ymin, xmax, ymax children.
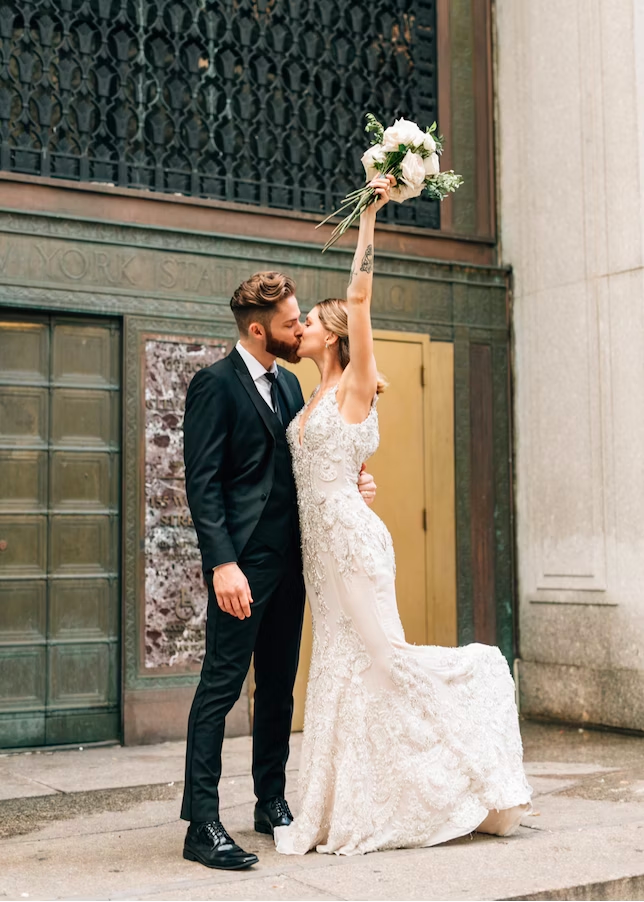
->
<box><xmin>0</xmin><ymin>0</ymin><xmax>508</xmax><ymax>747</ymax></box>
<box><xmin>0</xmin><ymin>198</ymin><xmax>513</xmax><ymax>744</ymax></box>
<box><xmin>497</xmin><ymin>0</ymin><xmax>644</xmax><ymax>728</ymax></box>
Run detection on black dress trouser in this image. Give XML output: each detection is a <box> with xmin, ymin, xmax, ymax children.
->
<box><xmin>180</xmin><ymin>532</ymin><xmax>305</xmax><ymax>824</ymax></box>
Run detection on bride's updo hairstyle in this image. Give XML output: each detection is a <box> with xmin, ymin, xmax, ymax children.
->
<box><xmin>317</xmin><ymin>298</ymin><xmax>388</xmax><ymax>394</ymax></box>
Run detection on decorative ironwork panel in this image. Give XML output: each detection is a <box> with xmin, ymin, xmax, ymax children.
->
<box><xmin>0</xmin><ymin>0</ymin><xmax>438</xmax><ymax>228</ymax></box>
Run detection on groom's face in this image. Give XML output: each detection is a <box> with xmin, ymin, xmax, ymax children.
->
<box><xmin>264</xmin><ymin>295</ymin><xmax>303</xmax><ymax>364</ymax></box>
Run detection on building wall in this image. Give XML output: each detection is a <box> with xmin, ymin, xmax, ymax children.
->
<box><xmin>497</xmin><ymin>0</ymin><xmax>644</xmax><ymax>728</ymax></box>
<box><xmin>0</xmin><ymin>177</ymin><xmax>512</xmax><ymax>744</ymax></box>
<box><xmin>0</xmin><ymin>0</ymin><xmax>515</xmax><ymax>747</ymax></box>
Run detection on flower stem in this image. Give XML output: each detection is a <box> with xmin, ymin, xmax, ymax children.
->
<box><xmin>321</xmin><ymin>188</ymin><xmax>377</xmax><ymax>252</ymax></box>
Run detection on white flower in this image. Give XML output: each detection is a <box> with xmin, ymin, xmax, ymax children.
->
<box><xmin>361</xmin><ymin>144</ymin><xmax>387</xmax><ymax>181</ymax></box>
<box><xmin>400</xmin><ymin>149</ymin><xmax>426</xmax><ymax>190</ymax></box>
<box><xmin>381</xmin><ymin>117</ymin><xmax>426</xmax><ymax>151</ymax></box>
<box><xmin>390</xmin><ymin>182</ymin><xmax>424</xmax><ymax>204</ymax></box>
<box><xmin>423</xmin><ymin>152</ymin><xmax>440</xmax><ymax>176</ymax></box>
<box><xmin>423</xmin><ymin>132</ymin><xmax>437</xmax><ymax>153</ymax></box>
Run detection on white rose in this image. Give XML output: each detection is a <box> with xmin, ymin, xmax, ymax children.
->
<box><xmin>361</xmin><ymin>144</ymin><xmax>387</xmax><ymax>181</ymax></box>
<box><xmin>381</xmin><ymin>117</ymin><xmax>425</xmax><ymax>151</ymax></box>
<box><xmin>423</xmin><ymin>152</ymin><xmax>440</xmax><ymax>176</ymax></box>
<box><xmin>390</xmin><ymin>182</ymin><xmax>424</xmax><ymax>204</ymax></box>
<box><xmin>423</xmin><ymin>132</ymin><xmax>437</xmax><ymax>153</ymax></box>
<box><xmin>400</xmin><ymin>149</ymin><xmax>426</xmax><ymax>190</ymax></box>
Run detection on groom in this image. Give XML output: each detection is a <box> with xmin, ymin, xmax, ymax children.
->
<box><xmin>181</xmin><ymin>271</ymin><xmax>376</xmax><ymax>870</ymax></box>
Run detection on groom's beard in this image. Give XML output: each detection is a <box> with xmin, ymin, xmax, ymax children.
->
<box><xmin>265</xmin><ymin>327</ymin><xmax>301</xmax><ymax>364</ymax></box>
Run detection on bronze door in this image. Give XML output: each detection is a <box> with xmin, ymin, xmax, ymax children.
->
<box><xmin>0</xmin><ymin>313</ymin><xmax>120</xmax><ymax>747</ymax></box>
<box><xmin>286</xmin><ymin>332</ymin><xmax>458</xmax><ymax>730</ymax></box>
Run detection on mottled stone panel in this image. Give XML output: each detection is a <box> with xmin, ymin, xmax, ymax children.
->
<box><xmin>144</xmin><ymin>338</ymin><xmax>228</xmax><ymax>670</ymax></box>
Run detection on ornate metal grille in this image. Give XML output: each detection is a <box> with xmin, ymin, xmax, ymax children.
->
<box><xmin>0</xmin><ymin>1</ymin><xmax>438</xmax><ymax>228</ymax></box>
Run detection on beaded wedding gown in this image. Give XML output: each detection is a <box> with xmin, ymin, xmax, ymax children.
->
<box><xmin>274</xmin><ymin>386</ymin><xmax>532</xmax><ymax>856</ymax></box>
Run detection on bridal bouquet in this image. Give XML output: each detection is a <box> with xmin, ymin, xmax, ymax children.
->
<box><xmin>318</xmin><ymin>113</ymin><xmax>463</xmax><ymax>251</ymax></box>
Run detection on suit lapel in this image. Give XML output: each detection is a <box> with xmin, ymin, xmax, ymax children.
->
<box><xmin>229</xmin><ymin>347</ymin><xmax>280</xmax><ymax>441</ymax></box>
<box><xmin>276</xmin><ymin>367</ymin><xmax>297</xmax><ymax>424</ymax></box>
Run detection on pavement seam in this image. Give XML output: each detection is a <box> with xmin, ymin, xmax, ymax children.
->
<box><xmin>275</xmin><ymin>871</ymin><xmax>346</xmax><ymax>901</ymax></box>
<box><xmin>0</xmin><ymin>783</ymin><xmax>183</xmax><ymax>841</ymax></box>
<box><xmin>74</xmin><ymin>861</ymin><xmax>351</xmax><ymax>902</ymax></box>
<box><xmin>1</xmin><ymin>794</ymin><xmax>262</xmax><ymax>846</ymax></box>
<box><xmin>16</xmin><ymin>774</ymin><xmax>65</xmax><ymax>794</ymax></box>
<box><xmin>1</xmin><ymin>817</ymin><xmax>180</xmax><ymax>846</ymax></box>
<box><xmin>512</xmin><ymin>814</ymin><xmax>644</xmax><ymax>838</ymax></box>
<box><xmin>10</xmin><ymin>802</ymin><xmax>260</xmax><ymax>846</ymax></box>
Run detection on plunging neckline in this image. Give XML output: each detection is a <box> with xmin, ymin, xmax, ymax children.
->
<box><xmin>297</xmin><ymin>384</ymin><xmax>338</xmax><ymax>449</ymax></box>
<box><xmin>297</xmin><ymin>384</ymin><xmax>381</xmax><ymax>449</ymax></box>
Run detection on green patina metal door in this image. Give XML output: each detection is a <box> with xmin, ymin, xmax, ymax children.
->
<box><xmin>0</xmin><ymin>312</ymin><xmax>120</xmax><ymax>747</ymax></box>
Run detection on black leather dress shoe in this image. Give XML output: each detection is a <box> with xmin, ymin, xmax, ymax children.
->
<box><xmin>254</xmin><ymin>797</ymin><xmax>293</xmax><ymax>835</ymax></box>
<box><xmin>183</xmin><ymin>821</ymin><xmax>258</xmax><ymax>870</ymax></box>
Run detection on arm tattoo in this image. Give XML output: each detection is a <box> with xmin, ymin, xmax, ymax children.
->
<box><xmin>360</xmin><ymin>244</ymin><xmax>373</xmax><ymax>273</ymax></box>
<box><xmin>348</xmin><ymin>268</ymin><xmax>355</xmax><ymax>285</ymax></box>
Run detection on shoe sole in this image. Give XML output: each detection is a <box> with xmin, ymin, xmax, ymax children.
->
<box><xmin>254</xmin><ymin>821</ymin><xmax>274</xmax><ymax>836</ymax></box>
<box><xmin>183</xmin><ymin>848</ymin><xmax>258</xmax><ymax>869</ymax></box>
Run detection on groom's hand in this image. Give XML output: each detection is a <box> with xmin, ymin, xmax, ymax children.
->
<box><xmin>358</xmin><ymin>464</ymin><xmax>377</xmax><ymax>506</ymax></box>
<box><xmin>213</xmin><ymin>562</ymin><xmax>253</xmax><ymax>619</ymax></box>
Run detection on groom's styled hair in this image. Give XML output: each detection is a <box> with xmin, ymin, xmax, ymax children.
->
<box><xmin>230</xmin><ymin>271</ymin><xmax>296</xmax><ymax>335</ymax></box>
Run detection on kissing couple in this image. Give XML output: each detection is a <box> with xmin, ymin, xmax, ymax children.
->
<box><xmin>180</xmin><ymin>175</ymin><xmax>532</xmax><ymax>869</ymax></box>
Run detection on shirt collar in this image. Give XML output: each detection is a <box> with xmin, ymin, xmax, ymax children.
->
<box><xmin>235</xmin><ymin>341</ymin><xmax>278</xmax><ymax>383</ymax></box>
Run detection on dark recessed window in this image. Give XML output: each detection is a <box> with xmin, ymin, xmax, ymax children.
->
<box><xmin>0</xmin><ymin>0</ymin><xmax>438</xmax><ymax>228</ymax></box>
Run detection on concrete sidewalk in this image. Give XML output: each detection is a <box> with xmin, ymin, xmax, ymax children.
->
<box><xmin>1</xmin><ymin>721</ymin><xmax>643</xmax><ymax>901</ymax></box>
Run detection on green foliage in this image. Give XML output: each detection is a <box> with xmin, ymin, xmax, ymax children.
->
<box><xmin>424</xmin><ymin>171</ymin><xmax>464</xmax><ymax>200</ymax></box>
<box><xmin>365</xmin><ymin>113</ymin><xmax>384</xmax><ymax>143</ymax></box>
<box><xmin>426</xmin><ymin>122</ymin><xmax>444</xmax><ymax>153</ymax></box>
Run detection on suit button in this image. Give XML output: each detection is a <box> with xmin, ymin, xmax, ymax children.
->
<box><xmin>261</xmin><ymin>493</ymin><xmax>267</xmax><ymax>501</ymax></box>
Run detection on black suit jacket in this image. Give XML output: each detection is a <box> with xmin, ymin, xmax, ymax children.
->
<box><xmin>183</xmin><ymin>347</ymin><xmax>305</xmax><ymax>573</ymax></box>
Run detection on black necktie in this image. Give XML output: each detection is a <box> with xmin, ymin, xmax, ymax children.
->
<box><xmin>264</xmin><ymin>372</ymin><xmax>283</xmax><ymax>424</ymax></box>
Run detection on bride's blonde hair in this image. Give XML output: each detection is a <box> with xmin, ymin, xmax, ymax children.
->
<box><xmin>317</xmin><ymin>298</ymin><xmax>388</xmax><ymax>394</ymax></box>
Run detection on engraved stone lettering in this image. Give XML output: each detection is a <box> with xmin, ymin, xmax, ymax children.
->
<box><xmin>0</xmin><ymin>241</ymin><xmax>14</xmax><ymax>275</ymax></box>
<box><xmin>196</xmin><ymin>265</ymin><xmax>213</xmax><ymax>292</ymax></box>
<box><xmin>120</xmin><ymin>254</ymin><xmax>138</xmax><ymax>286</ymax></box>
<box><xmin>159</xmin><ymin>257</ymin><xmax>177</xmax><ymax>289</ymax></box>
<box><xmin>94</xmin><ymin>251</ymin><xmax>112</xmax><ymax>283</ymax></box>
<box><xmin>60</xmin><ymin>248</ymin><xmax>89</xmax><ymax>280</ymax></box>
<box><xmin>0</xmin><ymin>225</ymin><xmax>470</xmax><ymax>327</ymax></box>
<box><xmin>34</xmin><ymin>243</ymin><xmax>60</xmax><ymax>275</ymax></box>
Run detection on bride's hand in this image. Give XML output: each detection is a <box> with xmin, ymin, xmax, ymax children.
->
<box><xmin>368</xmin><ymin>173</ymin><xmax>396</xmax><ymax>214</ymax></box>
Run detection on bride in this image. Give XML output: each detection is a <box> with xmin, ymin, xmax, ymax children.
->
<box><xmin>275</xmin><ymin>175</ymin><xmax>532</xmax><ymax>856</ymax></box>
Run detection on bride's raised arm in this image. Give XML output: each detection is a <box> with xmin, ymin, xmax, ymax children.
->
<box><xmin>340</xmin><ymin>175</ymin><xmax>394</xmax><ymax>420</ymax></box>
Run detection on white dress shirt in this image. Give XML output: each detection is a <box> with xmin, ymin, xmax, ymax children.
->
<box><xmin>235</xmin><ymin>341</ymin><xmax>279</xmax><ymax>412</ymax></box>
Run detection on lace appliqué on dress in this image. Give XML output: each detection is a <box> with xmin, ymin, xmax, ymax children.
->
<box><xmin>287</xmin><ymin>388</ymin><xmax>393</xmax><ymax>603</ymax></box>
<box><xmin>277</xmin><ymin>384</ymin><xmax>532</xmax><ymax>857</ymax></box>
